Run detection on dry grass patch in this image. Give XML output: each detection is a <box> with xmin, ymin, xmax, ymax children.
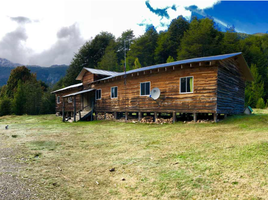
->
<box><xmin>0</xmin><ymin>110</ymin><xmax>268</xmax><ymax>199</ymax></box>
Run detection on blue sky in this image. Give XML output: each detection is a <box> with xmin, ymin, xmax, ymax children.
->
<box><xmin>202</xmin><ymin>1</ymin><xmax>268</xmax><ymax>34</ymax></box>
<box><xmin>0</xmin><ymin>0</ymin><xmax>267</xmax><ymax>66</ymax></box>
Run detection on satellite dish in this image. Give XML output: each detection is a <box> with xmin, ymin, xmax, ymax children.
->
<box><xmin>150</xmin><ymin>87</ymin><xmax>161</xmax><ymax>100</ymax></box>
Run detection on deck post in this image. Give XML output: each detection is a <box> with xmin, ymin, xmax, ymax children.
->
<box><xmin>62</xmin><ymin>98</ymin><xmax>65</xmax><ymax>122</ymax></box>
<box><xmin>154</xmin><ymin>112</ymin><xmax>157</xmax><ymax>122</ymax></box>
<box><xmin>91</xmin><ymin>100</ymin><xmax>94</xmax><ymax>121</ymax></box>
<box><xmin>79</xmin><ymin>111</ymin><xmax>81</xmax><ymax>120</ymax></box>
<box><xmin>138</xmin><ymin>112</ymin><xmax>141</xmax><ymax>122</ymax></box>
<box><xmin>114</xmin><ymin>112</ymin><xmax>117</xmax><ymax>120</ymax></box>
<box><xmin>125</xmin><ymin>112</ymin><xmax>128</xmax><ymax>121</ymax></box>
<box><xmin>193</xmin><ymin>113</ymin><xmax>197</xmax><ymax>123</ymax></box>
<box><xmin>104</xmin><ymin>112</ymin><xmax>106</xmax><ymax>120</ymax></box>
<box><xmin>173</xmin><ymin>111</ymin><xmax>176</xmax><ymax>123</ymax></box>
<box><xmin>213</xmin><ymin>113</ymin><xmax>217</xmax><ymax>122</ymax></box>
<box><xmin>73</xmin><ymin>96</ymin><xmax>76</xmax><ymax>122</ymax></box>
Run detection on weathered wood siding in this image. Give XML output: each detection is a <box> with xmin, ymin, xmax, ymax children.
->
<box><xmin>82</xmin><ymin>72</ymin><xmax>94</xmax><ymax>89</ymax></box>
<box><xmin>217</xmin><ymin>58</ymin><xmax>245</xmax><ymax>114</ymax></box>
<box><xmin>92</xmin><ymin>65</ymin><xmax>218</xmax><ymax>113</ymax></box>
<box><xmin>55</xmin><ymin>88</ymin><xmax>82</xmax><ymax>112</ymax></box>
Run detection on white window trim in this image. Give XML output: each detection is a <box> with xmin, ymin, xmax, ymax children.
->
<box><xmin>140</xmin><ymin>81</ymin><xmax>151</xmax><ymax>96</ymax></box>
<box><xmin>111</xmin><ymin>86</ymin><xmax>118</xmax><ymax>99</ymax></box>
<box><xmin>57</xmin><ymin>96</ymin><xmax>60</xmax><ymax>104</ymax></box>
<box><xmin>96</xmin><ymin>89</ymin><xmax>102</xmax><ymax>100</ymax></box>
<box><xmin>179</xmin><ymin>76</ymin><xmax>194</xmax><ymax>94</ymax></box>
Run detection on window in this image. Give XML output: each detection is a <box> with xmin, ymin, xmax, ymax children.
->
<box><xmin>180</xmin><ymin>76</ymin><xmax>193</xmax><ymax>93</ymax></box>
<box><xmin>68</xmin><ymin>97</ymin><xmax>72</xmax><ymax>103</ymax></box>
<box><xmin>111</xmin><ymin>86</ymin><xmax>118</xmax><ymax>98</ymax></box>
<box><xmin>140</xmin><ymin>82</ymin><xmax>150</xmax><ymax>96</ymax></box>
<box><xmin>57</xmin><ymin>96</ymin><xmax>60</xmax><ymax>104</ymax></box>
<box><xmin>96</xmin><ymin>89</ymin><xmax>101</xmax><ymax>100</ymax></box>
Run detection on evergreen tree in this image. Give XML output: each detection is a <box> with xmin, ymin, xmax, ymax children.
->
<box><xmin>98</xmin><ymin>41</ymin><xmax>118</xmax><ymax>71</ymax></box>
<box><xmin>0</xmin><ymin>97</ymin><xmax>12</xmax><ymax>116</ymax></box>
<box><xmin>177</xmin><ymin>17</ymin><xmax>223</xmax><ymax>60</ymax></box>
<box><xmin>166</xmin><ymin>56</ymin><xmax>174</xmax><ymax>63</ymax></box>
<box><xmin>12</xmin><ymin>80</ymin><xmax>25</xmax><ymax>115</ymax></box>
<box><xmin>245</xmin><ymin>64</ymin><xmax>264</xmax><ymax>108</ymax></box>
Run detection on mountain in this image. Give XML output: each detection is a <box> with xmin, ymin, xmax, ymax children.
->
<box><xmin>0</xmin><ymin>58</ymin><xmax>68</xmax><ymax>86</ymax></box>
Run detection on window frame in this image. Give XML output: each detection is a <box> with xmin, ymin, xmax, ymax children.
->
<box><xmin>95</xmin><ymin>89</ymin><xmax>102</xmax><ymax>100</ymax></box>
<box><xmin>111</xmin><ymin>86</ymin><xmax>118</xmax><ymax>99</ymax></box>
<box><xmin>57</xmin><ymin>96</ymin><xmax>60</xmax><ymax>104</ymax></box>
<box><xmin>140</xmin><ymin>81</ymin><xmax>151</xmax><ymax>96</ymax></box>
<box><xmin>179</xmin><ymin>76</ymin><xmax>194</xmax><ymax>94</ymax></box>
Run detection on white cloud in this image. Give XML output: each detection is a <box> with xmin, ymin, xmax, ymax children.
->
<box><xmin>0</xmin><ymin>0</ymin><xmax>221</xmax><ymax>66</ymax></box>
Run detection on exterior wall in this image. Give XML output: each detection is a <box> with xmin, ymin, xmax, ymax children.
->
<box><xmin>216</xmin><ymin>58</ymin><xmax>245</xmax><ymax>114</ymax></box>
<box><xmin>55</xmin><ymin>87</ymin><xmax>82</xmax><ymax>112</ymax></box>
<box><xmin>82</xmin><ymin>72</ymin><xmax>94</xmax><ymax>89</ymax></box>
<box><xmin>92</xmin><ymin>64</ymin><xmax>218</xmax><ymax>113</ymax></box>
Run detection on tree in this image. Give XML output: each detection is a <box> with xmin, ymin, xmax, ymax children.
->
<box><xmin>98</xmin><ymin>41</ymin><xmax>118</xmax><ymax>71</ymax></box>
<box><xmin>166</xmin><ymin>56</ymin><xmax>174</xmax><ymax>63</ymax></box>
<box><xmin>256</xmin><ymin>98</ymin><xmax>265</xmax><ymax>109</ymax></box>
<box><xmin>133</xmin><ymin>58</ymin><xmax>142</xmax><ymax>69</ymax></box>
<box><xmin>245</xmin><ymin>64</ymin><xmax>264</xmax><ymax>107</ymax></box>
<box><xmin>177</xmin><ymin>18</ymin><xmax>223</xmax><ymax>60</ymax></box>
<box><xmin>6</xmin><ymin>66</ymin><xmax>32</xmax><ymax>98</ymax></box>
<box><xmin>221</xmin><ymin>29</ymin><xmax>239</xmax><ymax>54</ymax></box>
<box><xmin>128</xmin><ymin>25</ymin><xmax>158</xmax><ymax>68</ymax></box>
<box><xmin>155</xmin><ymin>16</ymin><xmax>189</xmax><ymax>64</ymax></box>
<box><xmin>0</xmin><ymin>97</ymin><xmax>12</xmax><ymax>116</ymax></box>
<box><xmin>12</xmin><ymin>80</ymin><xmax>25</xmax><ymax>115</ymax></box>
<box><xmin>63</xmin><ymin>32</ymin><xmax>115</xmax><ymax>86</ymax></box>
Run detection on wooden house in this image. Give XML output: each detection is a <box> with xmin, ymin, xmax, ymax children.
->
<box><xmin>52</xmin><ymin>52</ymin><xmax>253</xmax><ymax>122</ymax></box>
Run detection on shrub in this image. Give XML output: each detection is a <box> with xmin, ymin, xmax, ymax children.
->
<box><xmin>0</xmin><ymin>97</ymin><xmax>12</xmax><ymax>116</ymax></box>
<box><xmin>256</xmin><ymin>98</ymin><xmax>265</xmax><ymax>109</ymax></box>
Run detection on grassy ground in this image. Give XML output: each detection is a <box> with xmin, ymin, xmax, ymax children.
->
<box><xmin>1</xmin><ymin>110</ymin><xmax>268</xmax><ymax>199</ymax></box>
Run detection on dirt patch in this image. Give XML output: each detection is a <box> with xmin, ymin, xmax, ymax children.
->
<box><xmin>0</xmin><ymin>136</ymin><xmax>38</xmax><ymax>200</ymax></box>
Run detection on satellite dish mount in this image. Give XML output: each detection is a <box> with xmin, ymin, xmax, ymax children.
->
<box><xmin>150</xmin><ymin>87</ymin><xmax>161</xmax><ymax>100</ymax></box>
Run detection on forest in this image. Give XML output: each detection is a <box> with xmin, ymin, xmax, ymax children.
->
<box><xmin>0</xmin><ymin>16</ymin><xmax>268</xmax><ymax>116</ymax></box>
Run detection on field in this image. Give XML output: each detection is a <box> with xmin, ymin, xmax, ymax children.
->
<box><xmin>1</xmin><ymin>110</ymin><xmax>268</xmax><ymax>199</ymax></box>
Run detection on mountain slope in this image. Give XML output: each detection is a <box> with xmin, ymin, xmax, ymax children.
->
<box><xmin>0</xmin><ymin>58</ymin><xmax>68</xmax><ymax>86</ymax></box>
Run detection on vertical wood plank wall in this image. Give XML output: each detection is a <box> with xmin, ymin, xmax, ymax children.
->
<box><xmin>92</xmin><ymin>65</ymin><xmax>218</xmax><ymax>113</ymax></box>
<box><xmin>55</xmin><ymin>88</ymin><xmax>82</xmax><ymax>112</ymax></box>
<box><xmin>217</xmin><ymin>58</ymin><xmax>245</xmax><ymax>114</ymax></box>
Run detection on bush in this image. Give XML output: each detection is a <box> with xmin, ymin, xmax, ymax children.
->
<box><xmin>256</xmin><ymin>98</ymin><xmax>265</xmax><ymax>109</ymax></box>
<box><xmin>0</xmin><ymin>97</ymin><xmax>12</xmax><ymax>116</ymax></box>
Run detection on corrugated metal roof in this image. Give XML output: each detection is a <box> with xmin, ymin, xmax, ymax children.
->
<box><xmin>63</xmin><ymin>88</ymin><xmax>95</xmax><ymax>98</ymax></box>
<box><xmin>84</xmin><ymin>68</ymin><xmax>121</xmax><ymax>76</ymax></box>
<box><xmin>51</xmin><ymin>83</ymin><xmax>83</xmax><ymax>94</ymax></box>
<box><xmin>92</xmin><ymin>52</ymin><xmax>253</xmax><ymax>82</ymax></box>
<box><xmin>76</xmin><ymin>68</ymin><xmax>121</xmax><ymax>80</ymax></box>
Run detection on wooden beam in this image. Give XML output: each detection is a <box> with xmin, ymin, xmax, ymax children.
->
<box><xmin>62</xmin><ymin>98</ymin><xmax>65</xmax><ymax>122</ymax></box>
<box><xmin>214</xmin><ymin>113</ymin><xmax>217</xmax><ymax>122</ymax></box>
<box><xmin>165</xmin><ymin>67</ymin><xmax>167</xmax><ymax>71</ymax></box>
<box><xmin>173</xmin><ymin>66</ymin><xmax>175</xmax><ymax>70</ymax></box>
<box><xmin>114</xmin><ymin>112</ymin><xmax>117</xmax><ymax>120</ymax></box>
<box><xmin>181</xmin><ymin>65</ymin><xmax>183</xmax><ymax>69</ymax></box>
<box><xmin>73</xmin><ymin>96</ymin><xmax>76</xmax><ymax>122</ymax></box>
<box><xmin>154</xmin><ymin>112</ymin><xmax>157</xmax><ymax>122</ymax></box>
<box><xmin>173</xmin><ymin>111</ymin><xmax>176</xmax><ymax>123</ymax></box>
<box><xmin>138</xmin><ymin>112</ymin><xmax>141</xmax><ymax>122</ymax></box>
<box><xmin>125</xmin><ymin>112</ymin><xmax>128</xmax><ymax>122</ymax></box>
<box><xmin>193</xmin><ymin>113</ymin><xmax>197</xmax><ymax>123</ymax></box>
<box><xmin>190</xmin><ymin>63</ymin><xmax>193</xmax><ymax>67</ymax></box>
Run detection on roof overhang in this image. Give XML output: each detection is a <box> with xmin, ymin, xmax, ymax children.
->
<box><xmin>51</xmin><ymin>83</ymin><xmax>83</xmax><ymax>94</ymax></box>
<box><xmin>76</xmin><ymin>68</ymin><xmax>121</xmax><ymax>81</ymax></box>
<box><xmin>63</xmin><ymin>88</ymin><xmax>95</xmax><ymax>98</ymax></box>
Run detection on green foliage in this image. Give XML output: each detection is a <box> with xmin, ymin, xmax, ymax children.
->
<box><xmin>40</xmin><ymin>88</ymin><xmax>56</xmax><ymax>114</ymax></box>
<box><xmin>133</xmin><ymin>58</ymin><xmax>142</xmax><ymax>69</ymax></box>
<box><xmin>245</xmin><ymin>64</ymin><xmax>264</xmax><ymax>108</ymax></box>
<box><xmin>97</xmin><ymin>41</ymin><xmax>118</xmax><ymax>71</ymax></box>
<box><xmin>63</xmin><ymin>32</ymin><xmax>115</xmax><ymax>86</ymax></box>
<box><xmin>128</xmin><ymin>26</ymin><xmax>158</xmax><ymax>68</ymax></box>
<box><xmin>12</xmin><ymin>80</ymin><xmax>25</xmax><ymax>115</ymax></box>
<box><xmin>0</xmin><ymin>97</ymin><xmax>12</xmax><ymax>116</ymax></box>
<box><xmin>166</xmin><ymin>56</ymin><xmax>174</xmax><ymax>63</ymax></box>
<box><xmin>256</xmin><ymin>98</ymin><xmax>265</xmax><ymax>109</ymax></box>
<box><xmin>6</xmin><ymin>66</ymin><xmax>32</xmax><ymax>98</ymax></box>
<box><xmin>177</xmin><ymin>18</ymin><xmax>223</xmax><ymax>60</ymax></box>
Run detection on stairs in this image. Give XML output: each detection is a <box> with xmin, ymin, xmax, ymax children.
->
<box><xmin>68</xmin><ymin>107</ymin><xmax>93</xmax><ymax>122</ymax></box>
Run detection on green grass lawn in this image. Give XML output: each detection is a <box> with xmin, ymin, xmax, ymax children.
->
<box><xmin>1</xmin><ymin>110</ymin><xmax>268</xmax><ymax>199</ymax></box>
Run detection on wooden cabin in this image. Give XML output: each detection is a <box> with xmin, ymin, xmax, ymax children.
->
<box><xmin>52</xmin><ymin>52</ymin><xmax>253</xmax><ymax>122</ymax></box>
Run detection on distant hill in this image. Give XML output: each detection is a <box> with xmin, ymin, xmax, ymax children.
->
<box><xmin>0</xmin><ymin>58</ymin><xmax>68</xmax><ymax>86</ymax></box>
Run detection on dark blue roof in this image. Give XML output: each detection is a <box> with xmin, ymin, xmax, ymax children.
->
<box><xmin>93</xmin><ymin>52</ymin><xmax>253</xmax><ymax>82</ymax></box>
